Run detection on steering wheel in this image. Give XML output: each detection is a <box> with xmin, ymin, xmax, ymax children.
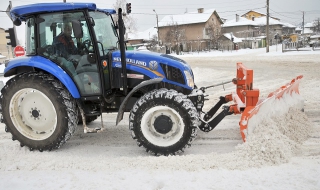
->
<box><xmin>40</xmin><ymin>45</ymin><xmax>53</xmax><ymax>56</ymax></box>
<box><xmin>81</xmin><ymin>39</ymin><xmax>92</xmax><ymax>54</ymax></box>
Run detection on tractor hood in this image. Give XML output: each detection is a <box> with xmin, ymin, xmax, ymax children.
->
<box><xmin>111</xmin><ymin>50</ymin><xmax>194</xmax><ymax>80</ymax></box>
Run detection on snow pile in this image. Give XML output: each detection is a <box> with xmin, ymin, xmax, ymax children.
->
<box><xmin>225</xmin><ymin>90</ymin><xmax>311</xmax><ymax>169</ymax></box>
<box><xmin>230</xmin><ymin>107</ymin><xmax>311</xmax><ymax>168</ymax></box>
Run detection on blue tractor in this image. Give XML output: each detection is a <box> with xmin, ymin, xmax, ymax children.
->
<box><xmin>1</xmin><ymin>2</ymin><xmax>236</xmax><ymax>155</ymax></box>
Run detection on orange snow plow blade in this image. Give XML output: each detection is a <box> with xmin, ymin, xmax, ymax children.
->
<box><xmin>232</xmin><ymin>63</ymin><xmax>303</xmax><ymax>142</ymax></box>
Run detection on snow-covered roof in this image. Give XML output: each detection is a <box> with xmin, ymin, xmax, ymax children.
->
<box><xmin>302</xmin><ymin>28</ymin><xmax>314</xmax><ymax>34</ymax></box>
<box><xmin>223</xmin><ymin>33</ymin><xmax>242</xmax><ymax>43</ymax></box>
<box><xmin>304</xmin><ymin>22</ymin><xmax>314</xmax><ymax>28</ymax></box>
<box><xmin>127</xmin><ymin>27</ymin><xmax>158</xmax><ymax>40</ymax></box>
<box><xmin>158</xmin><ymin>9</ymin><xmax>222</xmax><ymax>27</ymax></box>
<box><xmin>223</xmin><ymin>16</ymin><xmax>283</xmax><ymax>27</ymax></box>
<box><xmin>282</xmin><ymin>22</ymin><xmax>296</xmax><ymax>28</ymax></box>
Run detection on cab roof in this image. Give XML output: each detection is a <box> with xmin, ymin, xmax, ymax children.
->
<box><xmin>9</xmin><ymin>2</ymin><xmax>116</xmax><ymax>22</ymax></box>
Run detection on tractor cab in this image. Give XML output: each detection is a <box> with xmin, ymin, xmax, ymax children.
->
<box><xmin>22</xmin><ymin>5</ymin><xmax>118</xmax><ymax>97</ymax></box>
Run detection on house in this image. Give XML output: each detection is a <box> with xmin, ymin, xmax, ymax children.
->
<box><xmin>0</xmin><ymin>27</ymin><xmax>10</xmax><ymax>60</ymax></box>
<box><xmin>218</xmin><ymin>33</ymin><xmax>242</xmax><ymax>50</ymax></box>
<box><xmin>222</xmin><ymin>14</ymin><xmax>295</xmax><ymax>48</ymax></box>
<box><xmin>126</xmin><ymin>27</ymin><xmax>158</xmax><ymax>50</ymax></box>
<box><xmin>158</xmin><ymin>8</ymin><xmax>224</xmax><ymax>52</ymax></box>
<box><xmin>282</xmin><ymin>23</ymin><xmax>296</xmax><ymax>35</ymax></box>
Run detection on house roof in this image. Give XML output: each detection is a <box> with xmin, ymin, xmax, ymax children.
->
<box><xmin>223</xmin><ymin>33</ymin><xmax>242</xmax><ymax>43</ymax></box>
<box><xmin>304</xmin><ymin>22</ymin><xmax>314</xmax><ymax>28</ymax></box>
<box><xmin>127</xmin><ymin>26</ymin><xmax>157</xmax><ymax>40</ymax></box>
<box><xmin>282</xmin><ymin>22</ymin><xmax>296</xmax><ymax>28</ymax></box>
<box><xmin>223</xmin><ymin>16</ymin><xmax>283</xmax><ymax>27</ymax></box>
<box><xmin>158</xmin><ymin>8</ymin><xmax>223</xmax><ymax>27</ymax></box>
<box><xmin>302</xmin><ymin>28</ymin><xmax>314</xmax><ymax>34</ymax></box>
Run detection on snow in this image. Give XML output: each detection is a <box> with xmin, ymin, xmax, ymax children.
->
<box><xmin>1</xmin><ymin>45</ymin><xmax>320</xmax><ymax>189</ymax></box>
<box><xmin>223</xmin><ymin>16</ymin><xmax>283</xmax><ymax>27</ymax></box>
<box><xmin>158</xmin><ymin>9</ymin><xmax>217</xmax><ymax>27</ymax></box>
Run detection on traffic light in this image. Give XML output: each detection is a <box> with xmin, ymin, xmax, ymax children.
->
<box><xmin>126</xmin><ymin>3</ymin><xmax>131</xmax><ymax>14</ymax></box>
<box><xmin>5</xmin><ymin>27</ymin><xmax>17</xmax><ymax>47</ymax></box>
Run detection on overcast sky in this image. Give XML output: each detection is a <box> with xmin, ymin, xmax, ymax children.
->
<box><xmin>0</xmin><ymin>0</ymin><xmax>319</xmax><ymax>44</ymax></box>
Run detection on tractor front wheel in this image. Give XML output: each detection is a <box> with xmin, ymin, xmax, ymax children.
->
<box><xmin>129</xmin><ymin>89</ymin><xmax>199</xmax><ymax>155</ymax></box>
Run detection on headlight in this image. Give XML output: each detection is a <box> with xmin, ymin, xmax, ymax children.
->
<box><xmin>184</xmin><ymin>70</ymin><xmax>194</xmax><ymax>88</ymax></box>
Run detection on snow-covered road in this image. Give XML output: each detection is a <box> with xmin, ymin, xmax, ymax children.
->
<box><xmin>0</xmin><ymin>46</ymin><xmax>319</xmax><ymax>190</ymax></box>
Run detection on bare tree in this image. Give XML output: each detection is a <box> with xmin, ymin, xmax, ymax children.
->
<box><xmin>205</xmin><ymin>22</ymin><xmax>223</xmax><ymax>50</ymax></box>
<box><xmin>150</xmin><ymin>34</ymin><xmax>158</xmax><ymax>47</ymax></box>
<box><xmin>164</xmin><ymin>18</ymin><xmax>186</xmax><ymax>54</ymax></box>
<box><xmin>113</xmin><ymin>0</ymin><xmax>137</xmax><ymax>34</ymax></box>
<box><xmin>313</xmin><ymin>18</ymin><xmax>320</xmax><ymax>34</ymax></box>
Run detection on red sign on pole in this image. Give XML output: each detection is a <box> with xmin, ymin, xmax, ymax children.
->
<box><xmin>13</xmin><ymin>45</ymin><xmax>25</xmax><ymax>57</ymax></box>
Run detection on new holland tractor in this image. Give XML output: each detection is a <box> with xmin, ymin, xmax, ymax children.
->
<box><xmin>1</xmin><ymin>2</ymin><xmax>303</xmax><ymax>155</ymax></box>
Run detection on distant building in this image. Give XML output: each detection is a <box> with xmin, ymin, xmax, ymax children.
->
<box><xmin>222</xmin><ymin>13</ymin><xmax>298</xmax><ymax>49</ymax></box>
<box><xmin>126</xmin><ymin>27</ymin><xmax>158</xmax><ymax>50</ymax></box>
<box><xmin>241</xmin><ymin>10</ymin><xmax>280</xmax><ymax>21</ymax></box>
<box><xmin>0</xmin><ymin>28</ymin><xmax>10</xmax><ymax>59</ymax></box>
<box><xmin>158</xmin><ymin>8</ymin><xmax>224</xmax><ymax>52</ymax></box>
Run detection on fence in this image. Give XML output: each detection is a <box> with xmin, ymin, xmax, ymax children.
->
<box><xmin>282</xmin><ymin>41</ymin><xmax>317</xmax><ymax>53</ymax></box>
<box><xmin>312</xmin><ymin>42</ymin><xmax>320</xmax><ymax>51</ymax></box>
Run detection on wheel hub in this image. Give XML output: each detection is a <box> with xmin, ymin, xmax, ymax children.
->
<box><xmin>154</xmin><ymin>115</ymin><xmax>173</xmax><ymax>134</ymax></box>
<box><xmin>31</xmin><ymin>108</ymin><xmax>40</xmax><ymax>118</ymax></box>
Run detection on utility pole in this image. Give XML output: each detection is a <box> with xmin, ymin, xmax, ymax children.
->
<box><xmin>153</xmin><ymin>9</ymin><xmax>160</xmax><ymax>46</ymax></box>
<box><xmin>266</xmin><ymin>0</ymin><xmax>269</xmax><ymax>53</ymax></box>
<box><xmin>302</xmin><ymin>11</ymin><xmax>304</xmax><ymax>34</ymax></box>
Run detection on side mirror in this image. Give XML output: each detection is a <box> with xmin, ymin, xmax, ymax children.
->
<box><xmin>71</xmin><ymin>20</ymin><xmax>83</xmax><ymax>38</ymax></box>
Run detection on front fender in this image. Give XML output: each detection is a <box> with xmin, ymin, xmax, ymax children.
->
<box><xmin>116</xmin><ymin>78</ymin><xmax>163</xmax><ymax>125</ymax></box>
<box><xmin>4</xmin><ymin>56</ymin><xmax>80</xmax><ymax>98</ymax></box>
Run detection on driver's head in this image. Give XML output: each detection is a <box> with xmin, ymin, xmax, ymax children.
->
<box><xmin>62</xmin><ymin>23</ymin><xmax>72</xmax><ymax>37</ymax></box>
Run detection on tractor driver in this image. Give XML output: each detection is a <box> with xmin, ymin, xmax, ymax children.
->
<box><xmin>53</xmin><ymin>23</ymin><xmax>77</xmax><ymax>58</ymax></box>
<box><xmin>52</xmin><ymin>23</ymin><xmax>79</xmax><ymax>76</ymax></box>
<box><xmin>52</xmin><ymin>22</ymin><xmax>100</xmax><ymax>93</ymax></box>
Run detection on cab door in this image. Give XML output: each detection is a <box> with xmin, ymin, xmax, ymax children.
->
<box><xmin>38</xmin><ymin>11</ymin><xmax>102</xmax><ymax>96</ymax></box>
<box><xmin>88</xmin><ymin>11</ymin><xmax>120</xmax><ymax>94</ymax></box>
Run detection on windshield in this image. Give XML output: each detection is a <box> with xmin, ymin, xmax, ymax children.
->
<box><xmin>89</xmin><ymin>11</ymin><xmax>119</xmax><ymax>54</ymax></box>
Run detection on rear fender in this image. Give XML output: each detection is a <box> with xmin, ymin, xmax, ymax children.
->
<box><xmin>116</xmin><ymin>78</ymin><xmax>163</xmax><ymax>125</ymax></box>
<box><xmin>4</xmin><ymin>56</ymin><xmax>80</xmax><ymax>98</ymax></box>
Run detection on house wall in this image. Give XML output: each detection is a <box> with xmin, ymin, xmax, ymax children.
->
<box><xmin>242</xmin><ymin>11</ymin><xmax>280</xmax><ymax>21</ymax></box>
<box><xmin>127</xmin><ymin>39</ymin><xmax>144</xmax><ymax>45</ymax></box>
<box><xmin>0</xmin><ymin>28</ymin><xmax>11</xmax><ymax>60</ymax></box>
<box><xmin>242</xmin><ymin>11</ymin><xmax>264</xmax><ymax>20</ymax></box>
<box><xmin>223</xmin><ymin>25</ymin><xmax>257</xmax><ymax>38</ymax></box>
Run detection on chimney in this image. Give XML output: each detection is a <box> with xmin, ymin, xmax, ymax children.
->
<box><xmin>236</xmin><ymin>14</ymin><xmax>239</xmax><ymax>22</ymax></box>
<box><xmin>198</xmin><ymin>8</ymin><xmax>204</xmax><ymax>13</ymax></box>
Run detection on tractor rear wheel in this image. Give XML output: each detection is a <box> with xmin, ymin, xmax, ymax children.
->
<box><xmin>1</xmin><ymin>72</ymin><xmax>78</xmax><ymax>151</ymax></box>
<box><xmin>129</xmin><ymin>89</ymin><xmax>199</xmax><ymax>156</ymax></box>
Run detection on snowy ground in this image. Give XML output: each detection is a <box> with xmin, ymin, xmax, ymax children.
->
<box><xmin>0</xmin><ymin>46</ymin><xmax>320</xmax><ymax>190</ymax></box>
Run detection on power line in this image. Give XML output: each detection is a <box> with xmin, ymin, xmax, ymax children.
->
<box><xmin>269</xmin><ymin>8</ymin><xmax>301</xmax><ymax>19</ymax></box>
<box><xmin>130</xmin><ymin>6</ymin><xmax>266</xmax><ymax>16</ymax></box>
<box><xmin>133</xmin><ymin>0</ymin><xmax>263</xmax><ymax>7</ymax></box>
